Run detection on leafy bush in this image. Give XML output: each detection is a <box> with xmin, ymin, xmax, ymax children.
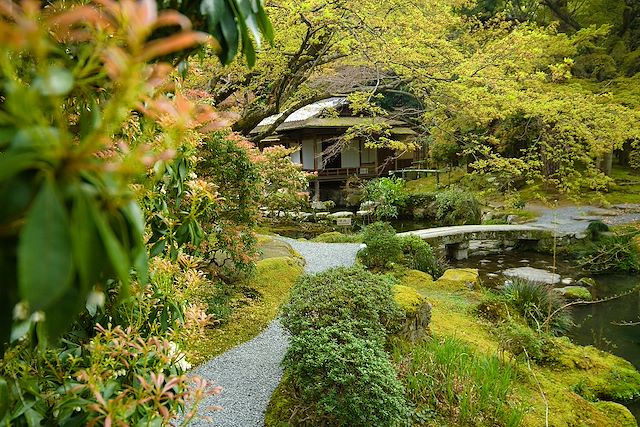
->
<box><xmin>284</xmin><ymin>323</ymin><xmax>410</xmax><ymax>426</ymax></box>
<box><xmin>279</xmin><ymin>268</ymin><xmax>409</xmax><ymax>426</ymax></box>
<box><xmin>358</xmin><ymin>223</ymin><xmax>442</xmax><ymax>276</ymax></box>
<box><xmin>501</xmin><ymin>278</ymin><xmax>572</xmax><ymax>335</ymax></box>
<box><xmin>281</xmin><ymin>267</ymin><xmax>403</xmax><ymax>338</ymax></box>
<box><xmin>394</xmin><ymin>337</ymin><xmax>523</xmax><ymax>426</ymax></box>
<box><xmin>434</xmin><ymin>188</ymin><xmax>482</xmax><ymax>225</ymax></box>
<box><xmin>399</xmin><ymin>235</ymin><xmax>442</xmax><ymax>278</ymax></box>
<box><xmin>362</xmin><ymin>177</ymin><xmax>408</xmax><ymax>220</ymax></box>
<box><xmin>0</xmin><ymin>324</ymin><xmax>211</xmax><ymax>426</ymax></box>
<box><xmin>358</xmin><ymin>222</ymin><xmax>404</xmax><ymax>269</ymax></box>
<box><xmin>497</xmin><ymin>322</ymin><xmax>546</xmax><ymax>362</ymax></box>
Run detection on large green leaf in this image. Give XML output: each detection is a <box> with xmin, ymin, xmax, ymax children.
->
<box><xmin>0</xmin><ymin>377</ymin><xmax>9</xmax><ymax>423</ymax></box>
<box><xmin>200</xmin><ymin>0</ymin><xmax>273</xmax><ymax>66</ymax></box>
<box><xmin>17</xmin><ymin>179</ymin><xmax>73</xmax><ymax>311</ymax></box>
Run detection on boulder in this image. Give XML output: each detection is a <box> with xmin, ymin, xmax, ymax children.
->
<box><xmin>503</xmin><ymin>266</ymin><xmax>561</xmax><ymax>285</ymax></box>
<box><xmin>554</xmin><ymin>286</ymin><xmax>592</xmax><ymax>300</ymax></box>
<box><xmin>356</xmin><ymin>210</ymin><xmax>372</xmax><ymax>217</ymax></box>
<box><xmin>436</xmin><ymin>268</ymin><xmax>480</xmax><ymax>291</ymax></box>
<box><xmin>315</xmin><ymin>212</ymin><xmax>329</xmax><ymax>219</ymax></box>
<box><xmin>392</xmin><ymin>285</ymin><xmax>432</xmax><ymax>342</ymax></box>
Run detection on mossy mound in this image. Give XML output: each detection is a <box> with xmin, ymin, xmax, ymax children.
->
<box><xmin>549</xmin><ymin>336</ymin><xmax>640</xmax><ymax>402</ymax></box>
<box><xmin>264</xmin><ymin>378</ymin><xmax>296</xmax><ymax>427</ymax></box>
<box><xmin>393</xmin><ymin>285</ymin><xmax>425</xmax><ymax>313</ymax></box>
<box><xmin>311</xmin><ymin>231</ymin><xmax>362</xmax><ymax>243</ymax></box>
<box><xmin>555</xmin><ymin>285</ymin><xmax>592</xmax><ymax>300</ymax></box>
<box><xmin>592</xmin><ymin>401</ymin><xmax>637</xmax><ymax>427</ymax></box>
<box><xmin>397</xmin><ymin>269</ymin><xmax>435</xmax><ymax>292</ymax></box>
<box><xmin>435</xmin><ymin>268</ymin><xmax>480</xmax><ymax>291</ymax></box>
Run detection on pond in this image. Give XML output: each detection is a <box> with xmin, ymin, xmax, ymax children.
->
<box><xmin>451</xmin><ymin>249</ymin><xmax>640</xmax><ymax>420</ymax></box>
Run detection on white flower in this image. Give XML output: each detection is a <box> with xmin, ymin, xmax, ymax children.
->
<box><xmin>13</xmin><ymin>302</ymin><xmax>28</xmax><ymax>320</ymax></box>
<box><xmin>30</xmin><ymin>311</ymin><xmax>46</xmax><ymax>322</ymax></box>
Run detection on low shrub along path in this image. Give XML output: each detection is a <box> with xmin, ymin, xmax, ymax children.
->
<box><xmin>187</xmin><ymin>239</ymin><xmax>362</xmax><ymax>426</ymax></box>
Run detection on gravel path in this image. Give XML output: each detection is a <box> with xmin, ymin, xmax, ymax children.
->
<box><xmin>526</xmin><ymin>204</ymin><xmax>640</xmax><ymax>236</ymax></box>
<box><xmin>186</xmin><ymin>240</ymin><xmax>361</xmax><ymax>427</ymax></box>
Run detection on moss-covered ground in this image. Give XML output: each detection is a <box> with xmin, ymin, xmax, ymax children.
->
<box><xmin>185</xmin><ymin>256</ymin><xmax>304</xmax><ymax>364</ymax></box>
<box><xmin>396</xmin><ymin>268</ymin><xmax>640</xmax><ymax>427</ymax></box>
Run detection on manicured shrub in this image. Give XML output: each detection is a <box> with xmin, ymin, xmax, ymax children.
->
<box><xmin>279</xmin><ymin>267</ymin><xmax>410</xmax><ymax>426</ymax></box>
<box><xmin>399</xmin><ymin>235</ymin><xmax>442</xmax><ymax>278</ymax></box>
<box><xmin>358</xmin><ymin>222</ymin><xmax>404</xmax><ymax>269</ymax></box>
<box><xmin>284</xmin><ymin>322</ymin><xmax>410</xmax><ymax>426</ymax></box>
<box><xmin>281</xmin><ymin>267</ymin><xmax>404</xmax><ymax>338</ymax></box>
<box><xmin>501</xmin><ymin>278</ymin><xmax>573</xmax><ymax>335</ymax></box>
<box><xmin>358</xmin><ymin>222</ymin><xmax>443</xmax><ymax>276</ymax></box>
<box><xmin>576</xmin><ymin>226</ymin><xmax>640</xmax><ymax>273</ymax></box>
<box><xmin>434</xmin><ymin>188</ymin><xmax>482</xmax><ymax>225</ymax></box>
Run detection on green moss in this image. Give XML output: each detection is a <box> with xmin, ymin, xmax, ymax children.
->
<box><xmin>435</xmin><ymin>268</ymin><xmax>480</xmax><ymax>291</ymax></box>
<box><xmin>394</xmin><ymin>268</ymin><xmax>640</xmax><ymax>426</ymax></box>
<box><xmin>265</xmin><ymin>377</ymin><xmax>296</xmax><ymax>427</ymax></box>
<box><xmin>392</xmin><ymin>285</ymin><xmax>426</xmax><ymax>314</ymax></box>
<box><xmin>558</xmin><ymin>286</ymin><xmax>592</xmax><ymax>300</ymax></box>
<box><xmin>398</xmin><ymin>269</ymin><xmax>435</xmax><ymax>291</ymax></box>
<box><xmin>311</xmin><ymin>231</ymin><xmax>363</xmax><ymax>243</ymax></box>
<box><xmin>592</xmin><ymin>401</ymin><xmax>637</xmax><ymax>427</ymax></box>
<box><xmin>186</xmin><ymin>257</ymin><xmax>304</xmax><ymax>364</ymax></box>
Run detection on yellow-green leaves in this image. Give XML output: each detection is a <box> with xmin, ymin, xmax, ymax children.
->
<box><xmin>17</xmin><ymin>178</ymin><xmax>73</xmax><ymax>312</ymax></box>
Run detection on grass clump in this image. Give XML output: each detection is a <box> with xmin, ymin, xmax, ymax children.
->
<box><xmin>392</xmin><ymin>337</ymin><xmax>524</xmax><ymax>426</ymax></box>
<box><xmin>501</xmin><ymin>278</ymin><xmax>573</xmax><ymax>335</ymax></box>
<box><xmin>272</xmin><ymin>267</ymin><xmax>410</xmax><ymax>426</ymax></box>
<box><xmin>185</xmin><ymin>257</ymin><xmax>303</xmax><ymax>364</ymax></box>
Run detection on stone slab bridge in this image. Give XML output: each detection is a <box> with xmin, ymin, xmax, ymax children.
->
<box><xmin>398</xmin><ymin>224</ymin><xmax>563</xmax><ymax>260</ymax></box>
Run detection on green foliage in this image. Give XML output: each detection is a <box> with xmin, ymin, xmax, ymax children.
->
<box><xmin>279</xmin><ymin>267</ymin><xmax>409</xmax><ymax>426</ymax></box>
<box><xmin>575</xmin><ymin>227</ymin><xmax>640</xmax><ymax>273</ymax></box>
<box><xmin>258</xmin><ymin>145</ymin><xmax>310</xmax><ymax>218</ymax></box>
<box><xmin>399</xmin><ymin>235</ymin><xmax>442</xmax><ymax>278</ymax></box>
<box><xmin>0</xmin><ymin>0</ymin><xmax>214</xmax><ymax>346</ymax></box>
<box><xmin>283</xmin><ymin>323</ymin><xmax>410</xmax><ymax>427</ymax></box>
<box><xmin>496</xmin><ymin>321</ymin><xmax>547</xmax><ymax>362</ymax></box>
<box><xmin>358</xmin><ymin>222</ymin><xmax>404</xmax><ymax>269</ymax></box>
<box><xmin>501</xmin><ymin>279</ymin><xmax>573</xmax><ymax>335</ymax></box>
<box><xmin>358</xmin><ymin>222</ymin><xmax>442</xmax><ymax>276</ymax></box>
<box><xmin>393</xmin><ymin>337</ymin><xmax>523</xmax><ymax>427</ymax></box>
<box><xmin>196</xmin><ymin>0</ymin><xmax>274</xmax><ymax>66</ymax></box>
<box><xmin>281</xmin><ymin>267</ymin><xmax>404</xmax><ymax>338</ymax></box>
<box><xmin>0</xmin><ymin>323</ymin><xmax>207</xmax><ymax>426</ymax></box>
<box><xmin>434</xmin><ymin>188</ymin><xmax>482</xmax><ymax>225</ymax></box>
<box><xmin>362</xmin><ymin>177</ymin><xmax>408</xmax><ymax>220</ymax></box>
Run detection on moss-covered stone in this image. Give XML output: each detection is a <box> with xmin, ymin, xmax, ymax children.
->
<box><xmin>401</xmin><ymin>269</ymin><xmax>434</xmax><ymax>289</ymax></box>
<box><xmin>392</xmin><ymin>285</ymin><xmax>432</xmax><ymax>341</ymax></box>
<box><xmin>435</xmin><ymin>268</ymin><xmax>480</xmax><ymax>291</ymax></box>
<box><xmin>555</xmin><ymin>285</ymin><xmax>592</xmax><ymax>300</ymax></box>
<box><xmin>592</xmin><ymin>401</ymin><xmax>637</xmax><ymax>427</ymax></box>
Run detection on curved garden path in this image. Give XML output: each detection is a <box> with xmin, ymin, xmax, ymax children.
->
<box><xmin>187</xmin><ymin>239</ymin><xmax>362</xmax><ymax>426</ymax></box>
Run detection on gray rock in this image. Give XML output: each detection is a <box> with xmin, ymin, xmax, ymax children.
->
<box><xmin>356</xmin><ymin>210</ymin><xmax>372</xmax><ymax>217</ymax></box>
<box><xmin>506</xmin><ymin>215</ymin><xmax>517</xmax><ymax>224</ymax></box>
<box><xmin>561</xmin><ymin>277</ymin><xmax>573</xmax><ymax>285</ymax></box>
<box><xmin>315</xmin><ymin>212</ymin><xmax>329</xmax><ymax>219</ymax></box>
<box><xmin>502</xmin><ymin>266</ymin><xmax>561</xmax><ymax>285</ymax></box>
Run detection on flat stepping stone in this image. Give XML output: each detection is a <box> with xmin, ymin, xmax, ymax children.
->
<box><xmin>502</xmin><ymin>266</ymin><xmax>561</xmax><ymax>285</ymax></box>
